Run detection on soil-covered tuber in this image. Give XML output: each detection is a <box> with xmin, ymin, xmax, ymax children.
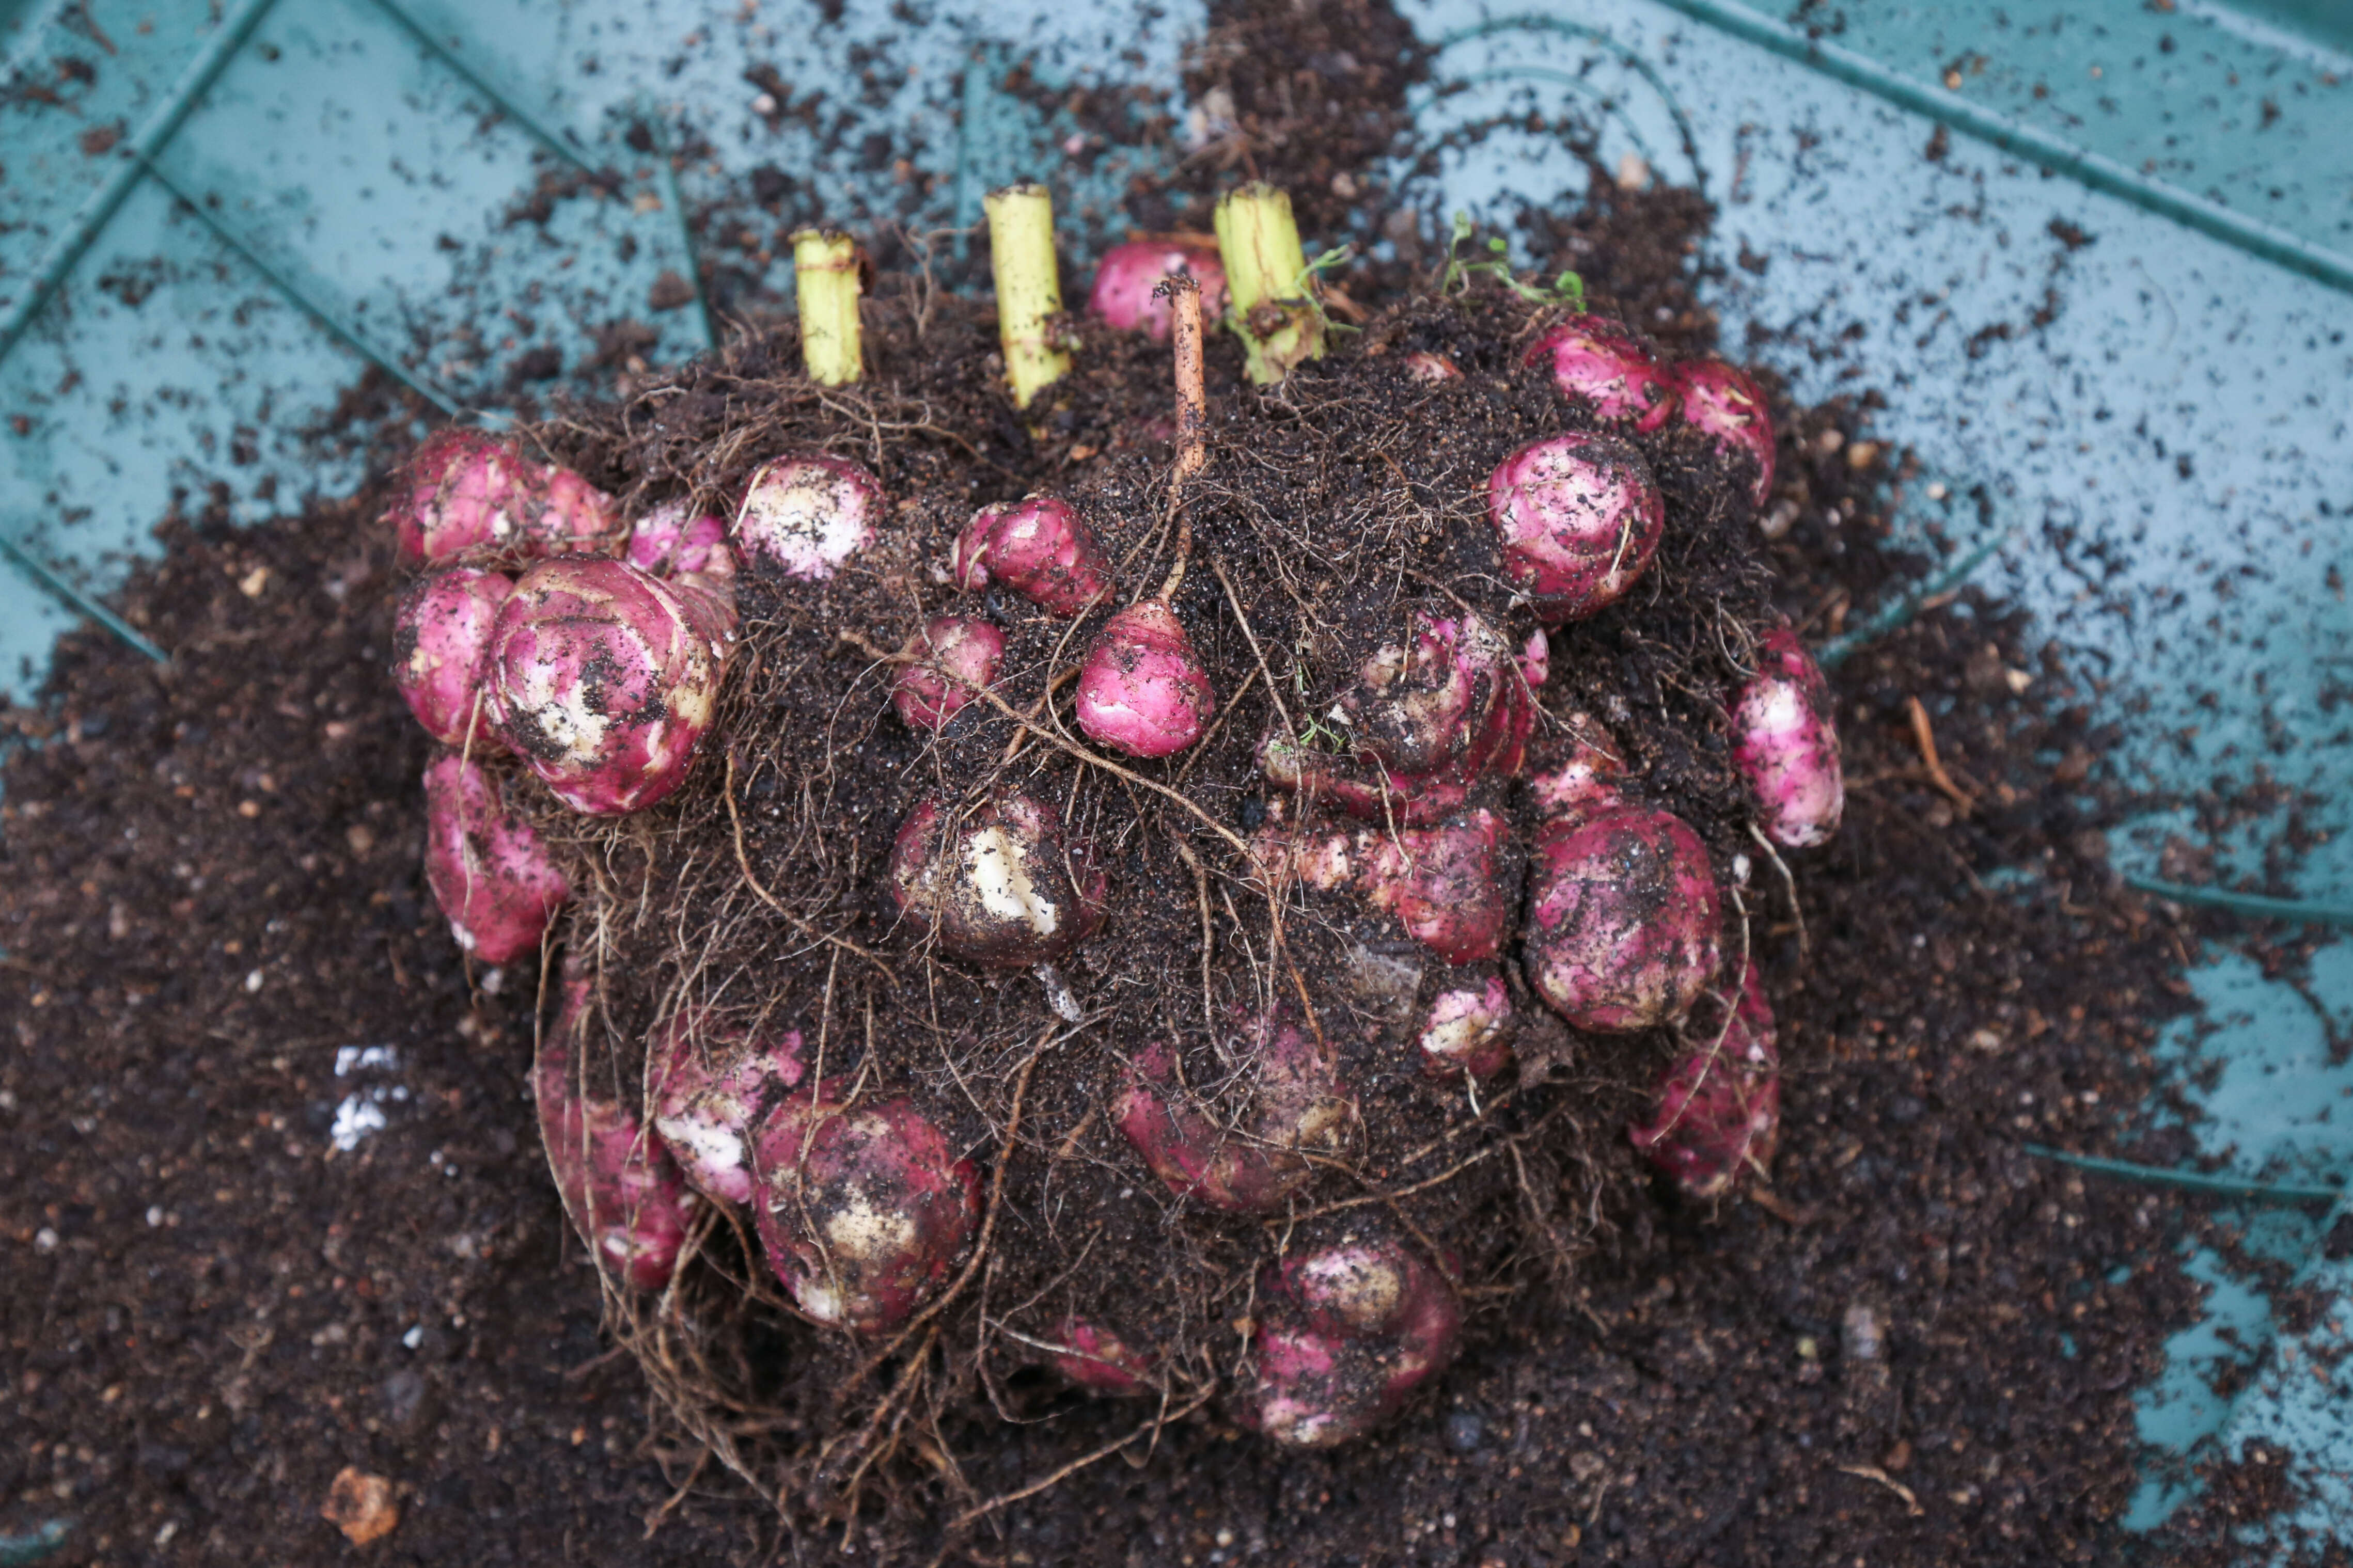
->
<box><xmin>1488</xmin><ymin>432</ymin><xmax>1665</xmax><ymax>623</ymax></box>
<box><xmin>1242</xmin><ymin>1232</ymin><xmax>1462</xmax><ymax>1448</ymax></box>
<box><xmin>1524</xmin><ymin>317</ymin><xmax>1676</xmax><ymax>432</ymax></box>
<box><xmin>1115</xmin><ymin>1013</ymin><xmax>1360</xmax><ymax>1213</ymax></box>
<box><xmin>1524</xmin><ymin>803</ymin><xmax>1721</xmax><ymax>1033</ymax></box>
<box><xmin>535</xmin><ymin>963</ymin><xmax>698</xmax><ymax>1292</ymax></box>
<box><xmin>1629</xmin><ymin>961</ymin><xmax>1781</xmax><ymax>1197</ymax></box>
<box><xmin>1416</xmin><ymin>978</ymin><xmax>1514</xmax><ymax>1080</ymax></box>
<box><xmin>749</xmin><ymin>1092</ymin><xmax>980</xmax><ymax>1332</ymax></box>
<box><xmin>891</xmin><ymin>614</ymin><xmax>1006</xmax><ymax>733</ymax></box>
<box><xmin>1673</xmin><ymin>359</ymin><xmax>1778</xmax><ymax>510</ymax></box>
<box><xmin>952</xmin><ymin>494</ymin><xmax>1112</xmax><ymax>617</ymax></box>
<box><xmin>487</xmin><ymin>556</ymin><xmax>733</xmax><ymax>816</ymax></box>
<box><xmin>420</xmin><ymin>753</ymin><xmax>569</xmax><ymax>963</ymax></box>
<box><xmin>732</xmin><ymin>455</ymin><xmax>882</xmax><ymax>581</ymax></box>
<box><xmin>885</xmin><ymin>795</ymin><xmax>1106</xmax><ymax>966</ymax></box>
<box><xmin>647</xmin><ymin>1013</ymin><xmax>807</xmax><ymax>1206</ymax></box>
<box><xmin>393</xmin><ymin>566</ymin><xmax>512</xmax><ymax>752</ymax></box>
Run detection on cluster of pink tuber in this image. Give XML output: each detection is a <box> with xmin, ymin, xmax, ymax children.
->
<box><xmin>393</xmin><ymin>430</ymin><xmax>906</xmax><ymax>967</ymax></box>
<box><xmin>1524</xmin><ymin>318</ymin><xmax>1779</xmax><ymax>511</ymax></box>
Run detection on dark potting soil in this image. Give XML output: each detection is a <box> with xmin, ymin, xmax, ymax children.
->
<box><xmin>1</xmin><ymin>2</ymin><xmax>2321</xmax><ymax>1563</ymax></box>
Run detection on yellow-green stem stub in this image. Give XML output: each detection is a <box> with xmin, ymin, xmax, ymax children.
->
<box><xmin>983</xmin><ymin>183</ymin><xmax>1070</xmax><ymax>409</ymax></box>
<box><xmin>791</xmin><ymin>230</ymin><xmax>864</xmax><ymax>386</ymax></box>
<box><xmin>1213</xmin><ymin>183</ymin><xmax>1324</xmax><ymax>385</ymax></box>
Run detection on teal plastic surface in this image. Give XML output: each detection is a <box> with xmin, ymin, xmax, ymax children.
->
<box><xmin>2</xmin><ymin>0</ymin><xmax>2347</xmax><ymax>1542</ymax></box>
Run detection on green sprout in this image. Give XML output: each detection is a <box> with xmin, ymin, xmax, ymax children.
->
<box><xmin>1440</xmin><ymin>212</ymin><xmax>1586</xmax><ymax>308</ymax></box>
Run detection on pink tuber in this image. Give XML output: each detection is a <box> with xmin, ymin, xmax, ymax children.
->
<box><xmin>527</xmin><ymin>465</ymin><xmax>623</xmax><ymax>557</ymax></box>
<box><xmin>535</xmin><ymin>960</ymin><xmax>699</xmax><ymax>1292</ymax></box>
<box><xmin>952</xmin><ymin>494</ymin><xmax>1113</xmax><ymax>617</ymax></box>
<box><xmin>1523</xmin><ymin>802</ymin><xmax>1721</xmax><ymax>1033</ymax></box>
<box><xmin>487</xmin><ymin>556</ymin><xmax>733</xmax><ymax>816</ymax></box>
<box><xmin>732</xmin><ymin>454</ymin><xmax>882</xmax><ymax>581</ymax></box>
<box><xmin>1050</xmin><ymin>1318</ymin><xmax>1155</xmax><ymax>1396</ymax></box>
<box><xmin>626</xmin><ymin>502</ymin><xmax>738</xmax><ymax>588</ymax></box>
<box><xmin>1488</xmin><ymin>431</ymin><xmax>1665</xmax><ymax>623</ymax></box>
<box><xmin>1672</xmin><ymin>359</ymin><xmax>1777</xmax><ymax>510</ymax></box>
<box><xmin>420</xmin><ymin>753</ymin><xmax>570</xmax><ymax>963</ymax></box>
<box><xmin>393</xmin><ymin>566</ymin><xmax>513</xmax><ymax>752</ymax></box>
<box><xmin>1259</xmin><ymin>609</ymin><xmax>1534</xmax><ymax>825</ymax></box>
<box><xmin>1731</xmin><ymin>627</ymin><xmax>1845</xmax><ymax>848</ymax></box>
<box><xmin>1241</xmin><ymin>1233</ymin><xmax>1462</xmax><ymax>1448</ymax></box>
<box><xmin>1402</xmin><ymin>351</ymin><xmax>1461</xmax><ymax>384</ymax></box>
<box><xmin>1417</xmin><ymin>977</ymin><xmax>1514</xmax><ymax>1080</ymax></box>
<box><xmin>1088</xmin><ymin>239</ymin><xmax>1229</xmax><ymax>342</ymax></box>
<box><xmin>748</xmin><ymin>1091</ymin><xmax>980</xmax><ymax>1332</ymax></box>
<box><xmin>891</xmin><ymin>614</ymin><xmax>1006</xmax><ymax>732</ymax></box>
<box><xmin>885</xmin><ymin>794</ymin><xmax>1107</xmax><ymax>966</ymax></box>
<box><xmin>389</xmin><ymin>429</ymin><xmax>538</xmax><ymax>564</ymax></box>
<box><xmin>646</xmin><ymin>1011</ymin><xmax>807</xmax><ymax>1205</ymax></box>
<box><xmin>1629</xmin><ymin>960</ymin><xmax>1781</xmax><ymax>1197</ymax></box>
<box><xmin>1524</xmin><ymin>318</ymin><xmax>1677</xmax><ymax>432</ymax></box>
<box><xmin>1115</xmin><ymin>1012</ymin><xmax>1360</xmax><ymax>1214</ymax></box>
<box><xmin>1256</xmin><ymin>809</ymin><xmax>1511</xmax><ymax>967</ymax></box>
<box><xmin>1075</xmin><ymin>600</ymin><xmax>1215</xmax><ymax>758</ymax></box>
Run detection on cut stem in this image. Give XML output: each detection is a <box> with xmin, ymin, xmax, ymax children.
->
<box><xmin>1213</xmin><ymin>182</ymin><xmax>1323</xmax><ymax>385</ymax></box>
<box><xmin>1156</xmin><ymin>274</ymin><xmax>1205</xmax><ymax>602</ymax></box>
<box><xmin>791</xmin><ymin>229</ymin><xmax>864</xmax><ymax>386</ymax></box>
<box><xmin>984</xmin><ymin>183</ymin><xmax>1070</xmax><ymax>408</ymax></box>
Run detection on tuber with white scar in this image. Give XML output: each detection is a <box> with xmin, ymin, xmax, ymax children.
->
<box><xmin>885</xmin><ymin>794</ymin><xmax>1106</xmax><ymax>967</ymax></box>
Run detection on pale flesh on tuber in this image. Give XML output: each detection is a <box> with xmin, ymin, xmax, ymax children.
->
<box><xmin>732</xmin><ymin>454</ymin><xmax>882</xmax><ymax>581</ymax></box>
<box><xmin>1417</xmin><ymin>977</ymin><xmax>1514</xmax><ymax>1080</ymax></box>
<box><xmin>885</xmin><ymin>795</ymin><xmax>1107</xmax><ymax>967</ymax></box>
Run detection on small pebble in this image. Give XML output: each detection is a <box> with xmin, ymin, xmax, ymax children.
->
<box><xmin>1445</xmin><ymin>1412</ymin><xmax>1484</xmax><ymax>1453</ymax></box>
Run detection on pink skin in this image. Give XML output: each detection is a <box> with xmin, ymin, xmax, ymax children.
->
<box><xmin>1251</xmin><ymin>809</ymin><xmax>1510</xmax><ymax>967</ymax></box>
<box><xmin>891</xmin><ymin>615</ymin><xmax>1006</xmax><ymax>732</ymax></box>
<box><xmin>1523</xmin><ymin>317</ymin><xmax>1676</xmax><ymax>432</ymax></box>
<box><xmin>526</xmin><ymin>465</ymin><xmax>623</xmax><ymax>556</ymax></box>
<box><xmin>1489</xmin><ymin>431</ymin><xmax>1665</xmax><ymax>624</ymax></box>
<box><xmin>1672</xmin><ymin>359</ymin><xmax>1777</xmax><ymax>510</ymax></box>
<box><xmin>1076</xmin><ymin>600</ymin><xmax>1215</xmax><ymax>758</ymax></box>
<box><xmin>1402</xmin><ymin>351</ymin><xmax>1461</xmax><ymax>384</ymax></box>
<box><xmin>1258</xmin><ymin>610</ymin><xmax>1535</xmax><ymax>825</ymax></box>
<box><xmin>420</xmin><ymin>753</ymin><xmax>569</xmax><ymax>963</ymax></box>
<box><xmin>1242</xmin><ymin>1236</ymin><xmax>1463</xmax><ymax>1448</ymax></box>
<box><xmin>1417</xmin><ymin>977</ymin><xmax>1513</xmax><ymax>1080</ymax></box>
<box><xmin>390</xmin><ymin>429</ymin><xmax>539</xmax><ymax>564</ymax></box>
<box><xmin>1524</xmin><ymin>711</ymin><xmax>1629</xmax><ymax>819</ymax></box>
<box><xmin>885</xmin><ymin>794</ymin><xmax>1108</xmax><ymax>967</ymax></box>
<box><xmin>488</xmin><ymin>556</ymin><xmax>734</xmax><ymax>816</ymax></box>
<box><xmin>1524</xmin><ymin>805</ymin><xmax>1721</xmax><ymax>1032</ymax></box>
<box><xmin>1114</xmin><ymin>1016</ymin><xmax>1360</xmax><ymax>1214</ymax></box>
<box><xmin>1630</xmin><ymin>961</ymin><xmax>1781</xmax><ymax>1197</ymax></box>
<box><xmin>1051</xmin><ymin>1318</ymin><xmax>1155</xmax><ymax>1396</ymax></box>
<box><xmin>1088</xmin><ymin>240</ymin><xmax>1229</xmax><ymax>342</ymax></box>
<box><xmin>535</xmin><ymin>961</ymin><xmax>699</xmax><ymax>1293</ymax></box>
<box><xmin>1731</xmin><ymin>627</ymin><xmax>1845</xmax><ymax>848</ymax></box>
<box><xmin>952</xmin><ymin>494</ymin><xmax>1112</xmax><ymax>618</ymax></box>
<box><xmin>627</xmin><ymin>502</ymin><xmax>738</xmax><ymax>587</ymax></box>
<box><xmin>748</xmin><ymin>1092</ymin><xmax>980</xmax><ymax>1332</ymax></box>
<box><xmin>646</xmin><ymin>1012</ymin><xmax>807</xmax><ymax>1205</ymax></box>
<box><xmin>732</xmin><ymin>454</ymin><xmax>882</xmax><ymax>581</ymax></box>
<box><xmin>394</xmin><ymin>566</ymin><xmax>513</xmax><ymax>752</ymax></box>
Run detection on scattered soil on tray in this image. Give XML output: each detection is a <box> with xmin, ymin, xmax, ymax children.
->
<box><xmin>0</xmin><ymin>1</ymin><xmax>2314</xmax><ymax>1563</ymax></box>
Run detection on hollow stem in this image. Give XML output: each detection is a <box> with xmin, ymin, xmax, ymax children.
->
<box><xmin>983</xmin><ymin>183</ymin><xmax>1070</xmax><ymax>408</ymax></box>
<box><xmin>1213</xmin><ymin>182</ymin><xmax>1323</xmax><ymax>385</ymax></box>
<box><xmin>792</xmin><ymin>229</ymin><xmax>864</xmax><ymax>386</ymax></box>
